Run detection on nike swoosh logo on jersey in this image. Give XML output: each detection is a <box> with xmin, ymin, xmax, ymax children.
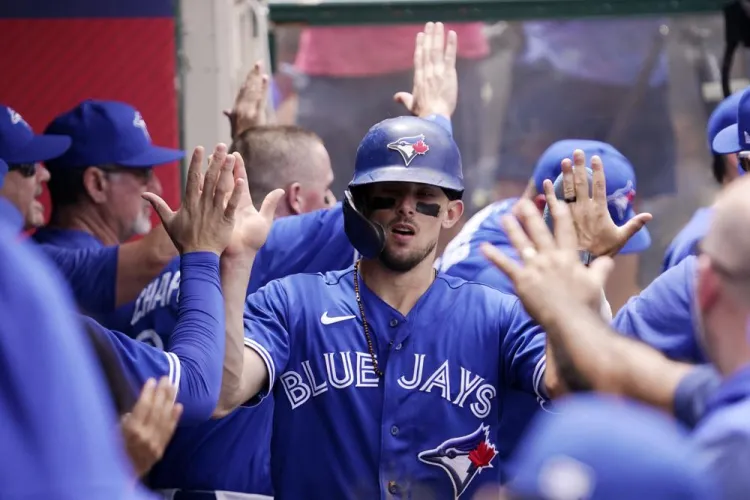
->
<box><xmin>320</xmin><ymin>311</ymin><xmax>356</xmax><ymax>325</ymax></box>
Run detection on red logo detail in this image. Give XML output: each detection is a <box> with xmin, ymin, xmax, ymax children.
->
<box><xmin>413</xmin><ymin>139</ymin><xmax>429</xmax><ymax>155</ymax></box>
<box><xmin>625</xmin><ymin>189</ymin><xmax>635</xmax><ymax>203</ymax></box>
<box><xmin>468</xmin><ymin>441</ymin><xmax>497</xmax><ymax>468</ymax></box>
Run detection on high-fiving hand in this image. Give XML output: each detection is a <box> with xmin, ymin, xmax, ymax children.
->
<box><xmin>555</xmin><ymin>150</ymin><xmax>652</xmax><ymax>258</ymax></box>
<box><xmin>394</xmin><ymin>22</ymin><xmax>458</xmax><ymax>119</ymax></box>
<box><xmin>143</xmin><ymin>143</ymin><xmax>244</xmax><ymax>256</ymax></box>
<box><xmin>224</xmin><ymin>60</ymin><xmax>271</xmax><ymax>140</ymax></box>
<box><xmin>481</xmin><ymin>194</ymin><xmax>614</xmax><ymax>324</ymax></box>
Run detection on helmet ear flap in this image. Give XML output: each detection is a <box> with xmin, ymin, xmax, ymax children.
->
<box><xmin>343</xmin><ymin>189</ymin><xmax>386</xmax><ymax>259</ymax></box>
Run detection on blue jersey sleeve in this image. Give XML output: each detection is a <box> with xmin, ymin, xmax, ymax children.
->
<box><xmin>673</xmin><ymin>364</ymin><xmax>721</xmax><ymax>429</ymax></box>
<box><xmin>243</xmin><ymin>279</ymin><xmax>292</xmax><ymax>402</ymax></box>
<box><xmin>84</xmin><ymin>252</ymin><xmax>225</xmax><ymax>424</ymax></box>
<box><xmin>661</xmin><ymin>208</ymin><xmax>712</xmax><ymax>272</ymax></box>
<box><xmin>500</xmin><ymin>295</ymin><xmax>548</xmax><ymax>403</ymax></box>
<box><xmin>247</xmin><ymin>204</ymin><xmax>355</xmax><ymax>294</ymax></box>
<box><xmin>36</xmin><ymin>242</ymin><xmax>118</xmax><ymax>315</ymax></box>
<box><xmin>612</xmin><ymin>255</ymin><xmax>704</xmax><ymax>363</ymax></box>
<box><xmin>0</xmin><ymin>223</ymin><xmax>153</xmax><ymax>499</ymax></box>
<box><xmin>472</xmin><ymin>266</ymin><xmax>516</xmax><ymax>295</ymax></box>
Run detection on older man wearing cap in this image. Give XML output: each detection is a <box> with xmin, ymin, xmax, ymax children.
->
<box><xmin>0</xmin><ymin>105</ymin><xmax>71</xmax><ymax>231</ymax></box>
<box><xmin>662</xmin><ymin>89</ymin><xmax>746</xmax><ymax>272</ymax></box>
<box><xmin>0</xmin><ymin>104</ymin><xmax>178</xmax><ymax>315</ymax></box>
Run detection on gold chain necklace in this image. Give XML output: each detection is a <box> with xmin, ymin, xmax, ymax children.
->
<box><xmin>352</xmin><ymin>259</ymin><xmax>437</xmax><ymax>378</ymax></box>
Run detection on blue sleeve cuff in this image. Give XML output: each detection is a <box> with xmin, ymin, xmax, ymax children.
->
<box><xmin>180</xmin><ymin>251</ymin><xmax>221</xmax><ymax>280</ymax></box>
<box><xmin>673</xmin><ymin>364</ymin><xmax>721</xmax><ymax>429</ymax></box>
<box><xmin>425</xmin><ymin>114</ymin><xmax>453</xmax><ymax>136</ymax></box>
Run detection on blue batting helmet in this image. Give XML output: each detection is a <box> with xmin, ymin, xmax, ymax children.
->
<box><xmin>344</xmin><ymin>116</ymin><xmax>464</xmax><ymax>259</ymax></box>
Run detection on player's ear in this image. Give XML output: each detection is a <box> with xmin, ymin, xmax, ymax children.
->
<box><xmin>287</xmin><ymin>182</ymin><xmax>303</xmax><ymax>215</ymax></box>
<box><xmin>441</xmin><ymin>199</ymin><xmax>464</xmax><ymax>229</ymax></box>
<box><xmin>82</xmin><ymin>166</ymin><xmax>109</xmax><ymax>204</ymax></box>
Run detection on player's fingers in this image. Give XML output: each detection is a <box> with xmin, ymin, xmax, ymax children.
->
<box><xmin>501</xmin><ymin>213</ymin><xmax>535</xmax><ymax>258</ymax></box>
<box><xmin>393</xmin><ymin>92</ymin><xmax>415</xmax><ymax>112</ymax></box>
<box><xmin>142</xmin><ymin>193</ymin><xmax>175</xmax><ymax>227</ymax></box>
<box><xmin>618</xmin><ymin>213</ymin><xmax>653</xmax><ymax>247</ymax></box>
<box><xmin>431</xmin><ymin>22</ymin><xmax>445</xmax><ymax>74</ymax></box>
<box><xmin>481</xmin><ymin>242</ymin><xmax>521</xmax><ymax>282</ymax></box>
<box><xmin>591</xmin><ymin>155</ymin><xmax>607</xmax><ymax>204</ymax></box>
<box><xmin>130</xmin><ymin>378</ymin><xmax>157</xmax><ymax>423</ymax></box>
<box><xmin>213</xmin><ymin>154</ymin><xmax>236</xmax><ymax>209</ymax></box>
<box><xmin>224</xmin><ymin>178</ymin><xmax>245</xmax><ymax>222</ymax></box>
<box><xmin>444</xmin><ymin>30</ymin><xmax>457</xmax><ymax>72</ymax></box>
<box><xmin>422</xmin><ymin>22</ymin><xmax>435</xmax><ymax>81</ymax></box>
<box><xmin>572</xmin><ymin>149</ymin><xmax>589</xmax><ymax>201</ymax></box>
<box><xmin>561</xmin><ymin>158</ymin><xmax>576</xmax><ymax>202</ymax></box>
<box><xmin>256</xmin><ymin>75</ymin><xmax>270</xmax><ymax>120</ymax></box>
<box><xmin>413</xmin><ymin>32</ymin><xmax>425</xmax><ymax>93</ymax></box>
<box><xmin>184</xmin><ymin>146</ymin><xmax>205</xmax><ymax>203</ymax></box>
<box><xmin>588</xmin><ymin>255</ymin><xmax>615</xmax><ymax>289</ymax></box>
<box><xmin>143</xmin><ymin>377</ymin><xmax>172</xmax><ymax>428</ymax></box>
<box><xmin>543</xmin><ymin>179</ymin><xmax>577</xmax><ymax>250</ymax></box>
<box><xmin>515</xmin><ymin>198</ymin><xmax>555</xmax><ymax>252</ymax></box>
<box><xmin>202</xmin><ymin>144</ymin><xmax>227</xmax><ymax>205</ymax></box>
<box><xmin>259</xmin><ymin>188</ymin><xmax>285</xmax><ymax>222</ymax></box>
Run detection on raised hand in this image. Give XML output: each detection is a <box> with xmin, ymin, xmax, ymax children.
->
<box><xmin>224</xmin><ymin>60</ymin><xmax>271</xmax><ymax>140</ymax></box>
<box><xmin>143</xmin><ymin>143</ymin><xmax>244</xmax><ymax>255</ymax></box>
<box><xmin>121</xmin><ymin>377</ymin><xmax>183</xmax><ymax>477</ymax></box>
<box><xmin>222</xmin><ymin>151</ymin><xmax>284</xmax><ymax>259</ymax></box>
<box><xmin>394</xmin><ymin>21</ymin><xmax>458</xmax><ymax>119</ymax></box>
<box><xmin>554</xmin><ymin>150</ymin><xmax>652</xmax><ymax>258</ymax></box>
<box><xmin>481</xmin><ymin>195</ymin><xmax>614</xmax><ymax>323</ymax></box>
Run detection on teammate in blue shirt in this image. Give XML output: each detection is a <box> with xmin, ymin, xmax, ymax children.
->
<box><xmin>487</xmin><ymin>172</ymin><xmax>750</xmax><ymax>499</ymax></box>
<box><xmin>662</xmin><ymin>89</ymin><xmax>745</xmax><ymax>271</ymax></box>
<box><xmin>212</xmin><ymin>115</ymin><xmax>564</xmax><ymax>500</ymax></box>
<box><xmin>0</xmin><ymin>187</ymin><xmax>154</xmax><ymax>499</ymax></box>
<box><xmin>0</xmin><ymin>103</ymin><xmax>180</xmax><ymax>314</ymax></box>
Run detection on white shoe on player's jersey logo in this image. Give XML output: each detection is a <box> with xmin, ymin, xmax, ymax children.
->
<box><xmin>320</xmin><ymin>311</ymin><xmax>356</xmax><ymax>325</ymax></box>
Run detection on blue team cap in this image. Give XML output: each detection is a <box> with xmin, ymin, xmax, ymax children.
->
<box><xmin>44</xmin><ymin>99</ymin><xmax>185</xmax><ymax>169</ymax></box>
<box><xmin>713</xmin><ymin>86</ymin><xmax>750</xmax><ymax>154</ymax></box>
<box><xmin>707</xmin><ymin>90</ymin><xmax>744</xmax><ymax>152</ymax></box>
<box><xmin>537</xmin><ymin>140</ymin><xmax>650</xmax><ymax>253</ymax></box>
<box><xmin>0</xmin><ymin>158</ymin><xmax>7</xmax><ymax>189</ymax></box>
<box><xmin>505</xmin><ymin>394</ymin><xmax>717</xmax><ymax>500</ymax></box>
<box><xmin>0</xmin><ymin>105</ymin><xmax>71</xmax><ymax>164</ymax></box>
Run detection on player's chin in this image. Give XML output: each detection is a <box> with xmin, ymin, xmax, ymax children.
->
<box><xmin>26</xmin><ymin>201</ymin><xmax>46</xmax><ymax>228</ymax></box>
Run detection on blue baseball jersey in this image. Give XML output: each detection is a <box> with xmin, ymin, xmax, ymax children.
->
<box><xmin>436</xmin><ymin>198</ymin><xmax>518</xmax><ymax>294</ymax></box>
<box><xmin>662</xmin><ymin>207</ymin><xmax>712</xmax><ymax>272</ymax></box>
<box><xmin>690</xmin><ymin>364</ymin><xmax>750</xmax><ymax>499</ymax></box>
<box><xmin>435</xmin><ymin>198</ymin><xmax>540</xmax><ymax>479</ymax></box>
<box><xmin>247</xmin><ymin>203</ymin><xmax>356</xmax><ymax>294</ymax></box>
<box><xmin>244</xmin><ymin>267</ymin><xmax>548</xmax><ymax>499</ymax></box>
<box><xmin>612</xmin><ymin>255</ymin><xmax>705</xmax><ymax>363</ymax></box>
<box><xmin>0</xmin><ymin>216</ymin><xmax>153</xmax><ymax>499</ymax></box>
<box><xmin>32</xmin><ymin>226</ymin><xmax>120</xmax><ymax>318</ymax></box>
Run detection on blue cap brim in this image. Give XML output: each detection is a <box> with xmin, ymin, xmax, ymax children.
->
<box><xmin>117</xmin><ymin>145</ymin><xmax>185</xmax><ymax>167</ymax></box>
<box><xmin>620</xmin><ymin>207</ymin><xmax>651</xmax><ymax>254</ymax></box>
<box><xmin>712</xmin><ymin>124</ymin><xmax>740</xmax><ymax>154</ymax></box>
<box><xmin>4</xmin><ymin>134</ymin><xmax>71</xmax><ymax>164</ymax></box>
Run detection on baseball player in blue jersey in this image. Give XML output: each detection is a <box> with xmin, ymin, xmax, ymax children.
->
<box><xmin>662</xmin><ymin>88</ymin><xmax>745</xmax><ymax>271</ymax></box>
<box><xmin>0</xmin><ymin>104</ymin><xmax>180</xmax><ymax>314</ymax></box>
<box><xmin>485</xmin><ymin>169</ymin><xmax>750</xmax><ymax>498</ymax></box>
<box><xmin>0</xmin><ymin>185</ymin><xmax>154</xmax><ymax>499</ymax></box>
<box><xmin>210</xmin><ymin>103</ymin><xmax>572</xmax><ymax>498</ymax></box>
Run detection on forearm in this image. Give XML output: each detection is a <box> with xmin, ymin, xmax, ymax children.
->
<box><xmin>214</xmin><ymin>253</ymin><xmax>255</xmax><ymax>417</ymax></box>
<box><xmin>116</xmin><ymin>225</ymin><xmax>178</xmax><ymax>307</ymax></box>
<box><xmin>168</xmin><ymin>252</ymin><xmax>225</xmax><ymax>423</ymax></box>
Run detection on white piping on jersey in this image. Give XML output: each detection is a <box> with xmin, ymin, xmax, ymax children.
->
<box><xmin>164</xmin><ymin>351</ymin><xmax>181</xmax><ymax>395</ymax></box>
<box><xmin>245</xmin><ymin>337</ymin><xmax>276</xmax><ymax>395</ymax></box>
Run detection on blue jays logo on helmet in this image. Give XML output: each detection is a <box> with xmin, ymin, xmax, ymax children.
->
<box><xmin>418</xmin><ymin>424</ymin><xmax>498</xmax><ymax>498</ymax></box>
<box><xmin>606</xmin><ymin>180</ymin><xmax>635</xmax><ymax>220</ymax></box>
<box><xmin>387</xmin><ymin>134</ymin><xmax>430</xmax><ymax>167</ymax></box>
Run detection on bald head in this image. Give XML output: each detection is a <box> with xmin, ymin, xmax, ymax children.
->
<box><xmin>231</xmin><ymin>125</ymin><xmax>334</xmax><ymax>214</ymax></box>
<box><xmin>703</xmin><ymin>175</ymin><xmax>750</xmax><ymax>274</ymax></box>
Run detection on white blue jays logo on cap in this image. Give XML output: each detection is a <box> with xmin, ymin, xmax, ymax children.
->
<box><xmin>418</xmin><ymin>424</ymin><xmax>498</xmax><ymax>498</ymax></box>
<box><xmin>133</xmin><ymin>111</ymin><xmax>150</xmax><ymax>140</ymax></box>
<box><xmin>388</xmin><ymin>134</ymin><xmax>430</xmax><ymax>167</ymax></box>
<box><xmin>7</xmin><ymin>107</ymin><xmax>30</xmax><ymax>130</ymax></box>
<box><xmin>606</xmin><ymin>180</ymin><xmax>635</xmax><ymax>220</ymax></box>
